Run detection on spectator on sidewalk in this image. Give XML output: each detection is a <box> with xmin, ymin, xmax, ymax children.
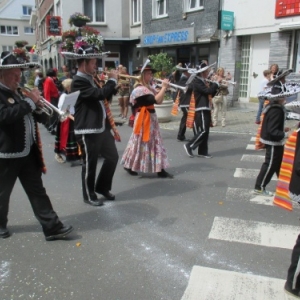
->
<box><xmin>255</xmin><ymin>69</ymin><xmax>271</xmax><ymax>125</ymax></box>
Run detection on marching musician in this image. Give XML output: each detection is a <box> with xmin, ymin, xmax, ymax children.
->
<box><xmin>183</xmin><ymin>62</ymin><xmax>220</xmax><ymax>158</ymax></box>
<box><xmin>212</xmin><ymin>67</ymin><xmax>232</xmax><ymax>127</ymax></box>
<box><xmin>254</xmin><ymin>69</ymin><xmax>292</xmax><ymax>196</ymax></box>
<box><xmin>121</xmin><ymin>63</ymin><xmax>173</xmax><ymax>178</ymax></box>
<box><xmin>0</xmin><ymin>51</ymin><xmax>73</xmax><ymax>240</ymax></box>
<box><xmin>176</xmin><ymin>66</ymin><xmax>192</xmax><ymax>142</ymax></box>
<box><xmin>62</xmin><ymin>42</ymin><xmax>119</xmax><ymax>206</ymax></box>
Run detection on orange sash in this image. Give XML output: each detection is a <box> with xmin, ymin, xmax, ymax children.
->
<box><xmin>93</xmin><ymin>78</ymin><xmax>121</xmax><ymax>142</ymax></box>
<box><xmin>171</xmin><ymin>91</ymin><xmax>180</xmax><ymax>116</ymax></box>
<box><xmin>273</xmin><ymin>130</ymin><xmax>298</xmax><ymax>211</ymax></box>
<box><xmin>186</xmin><ymin>92</ymin><xmax>195</xmax><ymax>128</ymax></box>
<box><xmin>134</xmin><ymin>105</ymin><xmax>154</xmax><ymax>142</ymax></box>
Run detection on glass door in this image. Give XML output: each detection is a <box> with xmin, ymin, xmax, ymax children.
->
<box><xmin>239</xmin><ymin>36</ymin><xmax>251</xmax><ymax>101</ymax></box>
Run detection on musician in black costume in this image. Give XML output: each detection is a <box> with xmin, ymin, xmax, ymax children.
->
<box><xmin>183</xmin><ymin>62</ymin><xmax>219</xmax><ymax>158</ymax></box>
<box><xmin>0</xmin><ymin>51</ymin><xmax>73</xmax><ymax>240</ymax></box>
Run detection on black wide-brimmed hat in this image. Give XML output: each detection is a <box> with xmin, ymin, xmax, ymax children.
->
<box><xmin>267</xmin><ymin>69</ymin><xmax>293</xmax><ymax>86</ymax></box>
<box><xmin>0</xmin><ymin>51</ymin><xmax>40</xmax><ymax>69</ymax></box>
<box><xmin>133</xmin><ymin>64</ymin><xmax>157</xmax><ymax>75</ymax></box>
<box><xmin>264</xmin><ymin>81</ymin><xmax>300</xmax><ymax>99</ymax></box>
<box><xmin>188</xmin><ymin>62</ymin><xmax>216</xmax><ymax>74</ymax></box>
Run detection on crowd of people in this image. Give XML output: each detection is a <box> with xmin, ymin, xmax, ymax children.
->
<box><xmin>2</xmin><ymin>41</ymin><xmax>300</xmax><ymax>298</ymax></box>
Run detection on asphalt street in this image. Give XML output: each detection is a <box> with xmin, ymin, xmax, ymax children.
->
<box><xmin>1</xmin><ymin>103</ymin><xmax>299</xmax><ymax>300</ymax></box>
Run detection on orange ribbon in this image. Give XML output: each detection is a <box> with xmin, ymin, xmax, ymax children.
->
<box><xmin>171</xmin><ymin>91</ymin><xmax>180</xmax><ymax>116</ymax></box>
<box><xmin>134</xmin><ymin>105</ymin><xmax>154</xmax><ymax>142</ymax></box>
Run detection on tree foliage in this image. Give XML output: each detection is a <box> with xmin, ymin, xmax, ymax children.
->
<box><xmin>148</xmin><ymin>52</ymin><xmax>173</xmax><ymax>78</ymax></box>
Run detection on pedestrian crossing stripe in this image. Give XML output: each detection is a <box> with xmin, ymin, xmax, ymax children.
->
<box><xmin>241</xmin><ymin>154</ymin><xmax>264</xmax><ymax>163</ymax></box>
<box><xmin>234</xmin><ymin>168</ymin><xmax>276</xmax><ymax>180</ymax></box>
<box><xmin>246</xmin><ymin>144</ymin><xmax>255</xmax><ymax>150</ymax></box>
<box><xmin>181</xmin><ymin>266</ymin><xmax>287</xmax><ymax>300</ymax></box>
<box><xmin>250</xmin><ymin>137</ymin><xmax>256</xmax><ymax>142</ymax></box>
<box><xmin>208</xmin><ymin>217</ymin><xmax>298</xmax><ymax>249</ymax></box>
<box><xmin>226</xmin><ymin>187</ymin><xmax>274</xmax><ymax>206</ymax></box>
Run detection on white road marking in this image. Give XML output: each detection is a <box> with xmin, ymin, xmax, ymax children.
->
<box><xmin>181</xmin><ymin>266</ymin><xmax>287</xmax><ymax>300</ymax></box>
<box><xmin>246</xmin><ymin>144</ymin><xmax>255</xmax><ymax>150</ymax></box>
<box><xmin>226</xmin><ymin>187</ymin><xmax>274</xmax><ymax>206</ymax></box>
<box><xmin>234</xmin><ymin>168</ymin><xmax>276</xmax><ymax>180</ymax></box>
<box><xmin>208</xmin><ymin>217</ymin><xmax>298</xmax><ymax>249</ymax></box>
<box><xmin>241</xmin><ymin>154</ymin><xmax>265</xmax><ymax>163</ymax></box>
<box><xmin>250</xmin><ymin>137</ymin><xmax>256</xmax><ymax>142</ymax></box>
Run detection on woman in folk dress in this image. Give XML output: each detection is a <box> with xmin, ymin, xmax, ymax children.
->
<box><xmin>121</xmin><ymin>64</ymin><xmax>173</xmax><ymax>178</ymax></box>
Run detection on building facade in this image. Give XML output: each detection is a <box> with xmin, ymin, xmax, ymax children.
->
<box><xmin>220</xmin><ymin>0</ymin><xmax>300</xmax><ymax>102</ymax></box>
<box><xmin>32</xmin><ymin>0</ymin><xmax>142</xmax><ymax>74</ymax></box>
<box><xmin>138</xmin><ymin>0</ymin><xmax>221</xmax><ymax>69</ymax></box>
<box><xmin>0</xmin><ymin>0</ymin><xmax>35</xmax><ymax>53</ymax></box>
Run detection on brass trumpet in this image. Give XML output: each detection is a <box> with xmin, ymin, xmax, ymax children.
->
<box><xmin>153</xmin><ymin>78</ymin><xmax>188</xmax><ymax>93</ymax></box>
<box><xmin>21</xmin><ymin>87</ymin><xmax>71</xmax><ymax>122</ymax></box>
<box><xmin>118</xmin><ymin>74</ymin><xmax>141</xmax><ymax>82</ymax></box>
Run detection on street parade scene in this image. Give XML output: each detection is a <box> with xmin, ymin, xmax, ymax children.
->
<box><xmin>2</xmin><ymin>0</ymin><xmax>300</xmax><ymax>299</ymax></box>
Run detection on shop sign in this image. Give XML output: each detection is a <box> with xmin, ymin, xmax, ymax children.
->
<box><xmin>219</xmin><ymin>10</ymin><xmax>234</xmax><ymax>31</ymax></box>
<box><xmin>275</xmin><ymin>0</ymin><xmax>300</xmax><ymax>18</ymax></box>
<box><xmin>46</xmin><ymin>16</ymin><xmax>62</xmax><ymax>36</ymax></box>
<box><xmin>140</xmin><ymin>27</ymin><xmax>194</xmax><ymax>47</ymax></box>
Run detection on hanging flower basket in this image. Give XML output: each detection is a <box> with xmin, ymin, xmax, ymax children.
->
<box><xmin>15</xmin><ymin>40</ymin><xmax>28</xmax><ymax>48</ymax></box>
<box><xmin>73</xmin><ymin>19</ymin><xmax>88</xmax><ymax>27</ymax></box>
<box><xmin>69</xmin><ymin>12</ymin><xmax>91</xmax><ymax>27</ymax></box>
<box><xmin>62</xmin><ymin>29</ymin><xmax>78</xmax><ymax>41</ymax></box>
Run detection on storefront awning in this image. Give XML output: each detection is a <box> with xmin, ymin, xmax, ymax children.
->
<box><xmin>279</xmin><ymin>22</ymin><xmax>300</xmax><ymax>31</ymax></box>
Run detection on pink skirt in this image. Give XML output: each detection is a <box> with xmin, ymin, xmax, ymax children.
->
<box><xmin>121</xmin><ymin>112</ymin><xmax>169</xmax><ymax>173</ymax></box>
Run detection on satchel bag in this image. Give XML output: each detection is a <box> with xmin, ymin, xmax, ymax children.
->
<box><xmin>213</xmin><ymin>94</ymin><xmax>223</xmax><ymax>104</ymax></box>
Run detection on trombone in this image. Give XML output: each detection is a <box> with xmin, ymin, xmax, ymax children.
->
<box><xmin>153</xmin><ymin>78</ymin><xmax>188</xmax><ymax>93</ymax></box>
<box><xmin>21</xmin><ymin>87</ymin><xmax>72</xmax><ymax>122</ymax></box>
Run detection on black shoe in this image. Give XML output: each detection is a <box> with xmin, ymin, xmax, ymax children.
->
<box><xmin>70</xmin><ymin>160</ymin><xmax>82</xmax><ymax>167</ymax></box>
<box><xmin>157</xmin><ymin>169</ymin><xmax>174</xmax><ymax>178</ymax></box>
<box><xmin>97</xmin><ymin>190</ymin><xmax>115</xmax><ymax>201</ymax></box>
<box><xmin>197</xmin><ymin>153</ymin><xmax>213</xmax><ymax>158</ymax></box>
<box><xmin>45</xmin><ymin>225</ymin><xmax>74</xmax><ymax>241</ymax></box>
<box><xmin>83</xmin><ymin>198</ymin><xmax>104</xmax><ymax>206</ymax></box>
<box><xmin>184</xmin><ymin>144</ymin><xmax>194</xmax><ymax>158</ymax></box>
<box><xmin>284</xmin><ymin>281</ymin><xmax>300</xmax><ymax>298</ymax></box>
<box><xmin>0</xmin><ymin>227</ymin><xmax>10</xmax><ymax>239</ymax></box>
<box><xmin>177</xmin><ymin>137</ymin><xmax>188</xmax><ymax>142</ymax></box>
<box><xmin>124</xmin><ymin>167</ymin><xmax>138</xmax><ymax>176</ymax></box>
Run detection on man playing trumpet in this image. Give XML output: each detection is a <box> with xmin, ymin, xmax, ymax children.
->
<box><xmin>0</xmin><ymin>51</ymin><xmax>73</xmax><ymax>240</ymax></box>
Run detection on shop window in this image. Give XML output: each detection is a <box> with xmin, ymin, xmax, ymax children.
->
<box><xmin>84</xmin><ymin>0</ymin><xmax>105</xmax><ymax>23</ymax></box>
<box><xmin>152</xmin><ymin>0</ymin><xmax>168</xmax><ymax>19</ymax></box>
<box><xmin>132</xmin><ymin>0</ymin><xmax>141</xmax><ymax>24</ymax></box>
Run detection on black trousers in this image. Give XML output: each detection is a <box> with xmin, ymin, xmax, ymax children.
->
<box><xmin>187</xmin><ymin>110</ymin><xmax>211</xmax><ymax>155</ymax></box>
<box><xmin>76</xmin><ymin>129</ymin><xmax>119</xmax><ymax>201</ymax></box>
<box><xmin>255</xmin><ymin>145</ymin><xmax>284</xmax><ymax>190</ymax></box>
<box><xmin>287</xmin><ymin>233</ymin><xmax>300</xmax><ymax>290</ymax></box>
<box><xmin>0</xmin><ymin>147</ymin><xmax>62</xmax><ymax>235</ymax></box>
<box><xmin>177</xmin><ymin>107</ymin><xmax>188</xmax><ymax>140</ymax></box>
